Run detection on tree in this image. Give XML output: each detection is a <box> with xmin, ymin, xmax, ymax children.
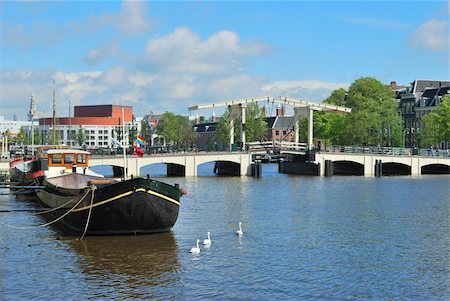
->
<box><xmin>244</xmin><ymin>103</ymin><xmax>268</xmax><ymax>142</ymax></box>
<box><xmin>418</xmin><ymin>94</ymin><xmax>450</xmax><ymax>148</ymax></box>
<box><xmin>157</xmin><ymin>112</ymin><xmax>194</xmax><ymax>149</ymax></box>
<box><xmin>17</xmin><ymin>127</ymin><xmax>28</xmax><ymax>145</ymax></box>
<box><xmin>33</xmin><ymin>127</ymin><xmax>41</xmax><ymax>145</ymax></box>
<box><xmin>314</xmin><ymin>77</ymin><xmax>403</xmax><ymax>147</ymax></box>
<box><xmin>215</xmin><ymin>103</ymin><xmax>269</xmax><ymax>146</ymax></box>
<box><xmin>76</xmin><ymin>128</ymin><xmax>85</xmax><ymax>146</ymax></box>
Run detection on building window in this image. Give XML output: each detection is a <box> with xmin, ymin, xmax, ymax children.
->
<box><xmin>275</xmin><ymin>130</ymin><xmax>279</xmax><ymax>136</ymax></box>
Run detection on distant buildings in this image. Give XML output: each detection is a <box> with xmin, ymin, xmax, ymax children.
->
<box><xmin>0</xmin><ymin>116</ymin><xmax>32</xmax><ymax>136</ymax></box>
<box><xmin>394</xmin><ymin>79</ymin><xmax>450</xmax><ymax>147</ymax></box>
<box><xmin>38</xmin><ymin>104</ymin><xmax>134</xmax><ymax>148</ymax></box>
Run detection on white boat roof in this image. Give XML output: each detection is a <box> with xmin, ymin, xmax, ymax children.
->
<box><xmin>46</xmin><ymin>149</ymin><xmax>91</xmax><ymax>155</ymax></box>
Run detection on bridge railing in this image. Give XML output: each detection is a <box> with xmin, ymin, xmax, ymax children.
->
<box><xmin>246</xmin><ymin>141</ymin><xmax>308</xmax><ymax>153</ymax></box>
<box><xmin>322</xmin><ymin>145</ymin><xmax>450</xmax><ymax>157</ymax></box>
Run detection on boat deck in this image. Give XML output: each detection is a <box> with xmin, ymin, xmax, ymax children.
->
<box><xmin>46</xmin><ymin>173</ymin><xmax>107</xmax><ymax>190</ymax></box>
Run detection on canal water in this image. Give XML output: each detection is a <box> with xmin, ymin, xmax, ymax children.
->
<box><xmin>0</xmin><ymin>164</ymin><xmax>449</xmax><ymax>300</ymax></box>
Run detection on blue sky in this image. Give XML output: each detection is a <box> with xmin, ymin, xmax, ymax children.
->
<box><xmin>1</xmin><ymin>0</ymin><xmax>448</xmax><ymax>120</ymax></box>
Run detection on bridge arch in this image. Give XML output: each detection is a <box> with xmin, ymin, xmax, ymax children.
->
<box><xmin>421</xmin><ymin>164</ymin><xmax>450</xmax><ymax>175</ymax></box>
<box><xmin>381</xmin><ymin>162</ymin><xmax>411</xmax><ymax>176</ymax></box>
<box><xmin>332</xmin><ymin>160</ymin><xmax>364</xmax><ymax>176</ymax></box>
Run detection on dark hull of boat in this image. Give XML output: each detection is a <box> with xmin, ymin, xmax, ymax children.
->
<box><xmin>9</xmin><ymin>167</ymin><xmax>43</xmax><ymax>186</ymax></box>
<box><xmin>36</xmin><ymin>177</ymin><xmax>182</xmax><ymax>235</ymax></box>
<box><xmin>9</xmin><ymin>159</ymin><xmax>43</xmax><ymax>187</ymax></box>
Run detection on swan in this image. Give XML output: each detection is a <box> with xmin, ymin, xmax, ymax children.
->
<box><xmin>189</xmin><ymin>239</ymin><xmax>200</xmax><ymax>254</ymax></box>
<box><xmin>236</xmin><ymin>222</ymin><xmax>243</xmax><ymax>236</ymax></box>
<box><xmin>203</xmin><ymin>232</ymin><xmax>211</xmax><ymax>246</ymax></box>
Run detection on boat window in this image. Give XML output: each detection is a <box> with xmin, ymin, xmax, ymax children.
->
<box><xmin>52</xmin><ymin>154</ymin><xmax>62</xmax><ymax>164</ymax></box>
<box><xmin>77</xmin><ymin>154</ymin><xmax>86</xmax><ymax>164</ymax></box>
<box><xmin>65</xmin><ymin>154</ymin><xmax>74</xmax><ymax>164</ymax></box>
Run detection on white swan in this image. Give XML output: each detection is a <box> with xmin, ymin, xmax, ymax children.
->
<box><xmin>203</xmin><ymin>232</ymin><xmax>211</xmax><ymax>246</ymax></box>
<box><xmin>236</xmin><ymin>222</ymin><xmax>243</xmax><ymax>236</ymax></box>
<box><xmin>189</xmin><ymin>239</ymin><xmax>201</xmax><ymax>254</ymax></box>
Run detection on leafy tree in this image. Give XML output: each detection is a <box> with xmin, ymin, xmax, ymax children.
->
<box><xmin>244</xmin><ymin>103</ymin><xmax>269</xmax><ymax>142</ymax></box>
<box><xmin>128</xmin><ymin>125</ymin><xmax>138</xmax><ymax>147</ymax></box>
<box><xmin>76</xmin><ymin>128</ymin><xmax>85</xmax><ymax>146</ymax></box>
<box><xmin>157</xmin><ymin>112</ymin><xmax>194</xmax><ymax>149</ymax></box>
<box><xmin>17</xmin><ymin>127</ymin><xmax>28</xmax><ymax>145</ymax></box>
<box><xmin>314</xmin><ymin>77</ymin><xmax>403</xmax><ymax>147</ymax></box>
<box><xmin>33</xmin><ymin>127</ymin><xmax>41</xmax><ymax>145</ymax></box>
<box><xmin>418</xmin><ymin>94</ymin><xmax>450</xmax><ymax>147</ymax></box>
<box><xmin>215</xmin><ymin>103</ymin><xmax>269</xmax><ymax>146</ymax></box>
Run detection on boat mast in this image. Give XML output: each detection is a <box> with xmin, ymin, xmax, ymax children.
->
<box><xmin>52</xmin><ymin>81</ymin><xmax>56</xmax><ymax>146</ymax></box>
<box><xmin>122</xmin><ymin>106</ymin><xmax>128</xmax><ymax>180</ymax></box>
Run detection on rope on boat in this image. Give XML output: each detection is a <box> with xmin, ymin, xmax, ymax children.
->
<box><xmin>0</xmin><ymin>189</ymin><xmax>92</xmax><ymax>230</ymax></box>
<box><xmin>80</xmin><ymin>185</ymin><xmax>96</xmax><ymax>240</ymax></box>
<box><xmin>32</xmin><ymin>198</ymin><xmax>84</xmax><ymax>216</ymax></box>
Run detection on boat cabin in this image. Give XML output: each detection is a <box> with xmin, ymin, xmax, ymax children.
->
<box><xmin>47</xmin><ymin>149</ymin><xmax>90</xmax><ymax>169</ymax></box>
<box><xmin>43</xmin><ymin>149</ymin><xmax>96</xmax><ymax>179</ymax></box>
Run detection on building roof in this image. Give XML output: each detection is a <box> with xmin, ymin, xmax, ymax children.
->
<box><xmin>193</xmin><ymin>122</ymin><xmax>217</xmax><ymax>133</ymax></box>
<box><xmin>265</xmin><ymin>116</ymin><xmax>295</xmax><ymax>130</ymax></box>
<box><xmin>420</xmin><ymin>86</ymin><xmax>450</xmax><ymax>107</ymax></box>
<box><xmin>411</xmin><ymin>80</ymin><xmax>450</xmax><ymax>94</ymax></box>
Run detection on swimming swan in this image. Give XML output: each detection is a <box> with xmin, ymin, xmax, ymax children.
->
<box><xmin>189</xmin><ymin>239</ymin><xmax>200</xmax><ymax>254</ymax></box>
<box><xmin>203</xmin><ymin>232</ymin><xmax>211</xmax><ymax>246</ymax></box>
<box><xmin>236</xmin><ymin>222</ymin><xmax>243</xmax><ymax>236</ymax></box>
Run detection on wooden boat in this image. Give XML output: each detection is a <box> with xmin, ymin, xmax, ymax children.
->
<box><xmin>9</xmin><ymin>155</ymin><xmax>44</xmax><ymax>186</ymax></box>
<box><xmin>35</xmin><ymin>149</ymin><xmax>184</xmax><ymax>235</ymax></box>
<box><xmin>8</xmin><ymin>145</ymin><xmax>68</xmax><ymax>187</ymax></box>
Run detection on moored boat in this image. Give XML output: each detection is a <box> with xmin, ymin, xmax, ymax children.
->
<box><xmin>35</xmin><ymin>149</ymin><xmax>184</xmax><ymax>235</ymax></box>
<box><xmin>9</xmin><ymin>155</ymin><xmax>44</xmax><ymax>186</ymax></box>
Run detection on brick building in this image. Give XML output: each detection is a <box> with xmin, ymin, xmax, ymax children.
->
<box><xmin>38</xmin><ymin>105</ymin><xmax>134</xmax><ymax>148</ymax></box>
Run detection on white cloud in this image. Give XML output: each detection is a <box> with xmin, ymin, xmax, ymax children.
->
<box><xmin>342</xmin><ymin>16</ymin><xmax>411</xmax><ymax>31</ymax></box>
<box><xmin>143</xmin><ymin>27</ymin><xmax>270</xmax><ymax>74</ymax></box>
<box><xmin>408</xmin><ymin>19</ymin><xmax>449</xmax><ymax>52</ymax></box>
<box><xmin>2</xmin><ymin>0</ymin><xmax>153</xmax><ymax>50</ymax></box>
<box><xmin>94</xmin><ymin>0</ymin><xmax>153</xmax><ymax>36</ymax></box>
<box><xmin>84</xmin><ymin>40</ymin><xmax>119</xmax><ymax>65</ymax></box>
<box><xmin>262</xmin><ymin>80</ymin><xmax>350</xmax><ymax>102</ymax></box>
<box><xmin>0</xmin><ymin>67</ymin><xmax>350</xmax><ymax>121</ymax></box>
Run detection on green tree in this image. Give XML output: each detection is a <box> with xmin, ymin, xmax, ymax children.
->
<box><xmin>33</xmin><ymin>127</ymin><xmax>41</xmax><ymax>145</ymax></box>
<box><xmin>76</xmin><ymin>128</ymin><xmax>85</xmax><ymax>146</ymax></box>
<box><xmin>215</xmin><ymin>103</ymin><xmax>269</xmax><ymax>146</ymax></box>
<box><xmin>314</xmin><ymin>77</ymin><xmax>402</xmax><ymax>147</ymax></box>
<box><xmin>157</xmin><ymin>112</ymin><xmax>194</xmax><ymax>149</ymax></box>
<box><xmin>243</xmin><ymin>103</ymin><xmax>268</xmax><ymax>142</ymax></box>
<box><xmin>17</xmin><ymin>127</ymin><xmax>28</xmax><ymax>145</ymax></box>
<box><xmin>128</xmin><ymin>125</ymin><xmax>138</xmax><ymax>147</ymax></box>
<box><xmin>418</xmin><ymin>94</ymin><xmax>450</xmax><ymax>147</ymax></box>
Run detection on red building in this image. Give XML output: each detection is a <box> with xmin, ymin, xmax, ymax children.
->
<box><xmin>38</xmin><ymin>105</ymin><xmax>133</xmax><ymax>147</ymax></box>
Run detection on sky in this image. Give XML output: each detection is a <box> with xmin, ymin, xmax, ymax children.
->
<box><xmin>0</xmin><ymin>0</ymin><xmax>449</xmax><ymax>121</ymax></box>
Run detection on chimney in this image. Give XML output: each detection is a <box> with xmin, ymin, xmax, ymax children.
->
<box><xmin>276</xmin><ymin>105</ymin><xmax>284</xmax><ymax>117</ymax></box>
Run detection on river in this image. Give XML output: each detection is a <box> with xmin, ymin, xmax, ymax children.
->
<box><xmin>0</xmin><ymin>164</ymin><xmax>449</xmax><ymax>300</ymax></box>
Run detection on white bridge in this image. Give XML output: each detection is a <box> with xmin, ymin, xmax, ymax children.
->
<box><xmin>1</xmin><ymin>150</ymin><xmax>448</xmax><ymax>177</ymax></box>
<box><xmin>315</xmin><ymin>152</ymin><xmax>450</xmax><ymax>176</ymax></box>
<box><xmin>89</xmin><ymin>152</ymin><xmax>252</xmax><ymax>177</ymax></box>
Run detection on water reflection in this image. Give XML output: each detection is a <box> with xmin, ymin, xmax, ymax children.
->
<box><xmin>66</xmin><ymin>232</ymin><xmax>182</xmax><ymax>299</ymax></box>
